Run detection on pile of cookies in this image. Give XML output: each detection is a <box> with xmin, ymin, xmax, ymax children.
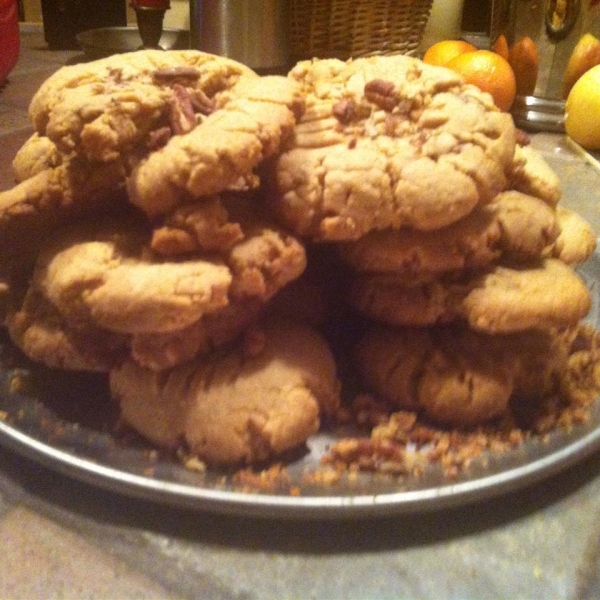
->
<box><xmin>0</xmin><ymin>49</ymin><xmax>596</xmax><ymax>468</ymax></box>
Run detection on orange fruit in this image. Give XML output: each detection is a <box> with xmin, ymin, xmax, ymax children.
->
<box><xmin>562</xmin><ymin>33</ymin><xmax>600</xmax><ymax>99</ymax></box>
<box><xmin>446</xmin><ymin>49</ymin><xmax>517</xmax><ymax>112</ymax></box>
<box><xmin>493</xmin><ymin>34</ymin><xmax>509</xmax><ymax>60</ymax></box>
<box><xmin>565</xmin><ymin>64</ymin><xmax>600</xmax><ymax>149</ymax></box>
<box><xmin>508</xmin><ymin>36</ymin><xmax>539</xmax><ymax>96</ymax></box>
<box><xmin>423</xmin><ymin>39</ymin><xmax>477</xmax><ymax>67</ymax></box>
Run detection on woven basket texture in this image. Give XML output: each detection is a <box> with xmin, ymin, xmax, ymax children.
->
<box><xmin>290</xmin><ymin>0</ymin><xmax>434</xmax><ymax>62</ymax></box>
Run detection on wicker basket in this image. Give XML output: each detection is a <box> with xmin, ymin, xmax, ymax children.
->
<box><xmin>289</xmin><ymin>0</ymin><xmax>434</xmax><ymax>63</ymax></box>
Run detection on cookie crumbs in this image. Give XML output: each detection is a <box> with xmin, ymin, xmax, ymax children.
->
<box><xmin>303</xmin><ymin>465</ymin><xmax>344</xmax><ymax>486</ymax></box>
<box><xmin>183</xmin><ymin>455</ymin><xmax>206</xmax><ymax>474</ymax></box>
<box><xmin>0</xmin><ymin>410</ymin><xmax>7</xmax><ymax>421</ymax></box>
<box><xmin>143</xmin><ymin>449</ymin><xmax>159</xmax><ymax>461</ymax></box>
<box><xmin>320</xmin><ymin>327</ymin><xmax>600</xmax><ymax>481</ymax></box>
<box><xmin>233</xmin><ymin>463</ymin><xmax>291</xmax><ymax>492</ymax></box>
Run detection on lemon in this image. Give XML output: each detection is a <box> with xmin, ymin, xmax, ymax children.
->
<box><xmin>565</xmin><ymin>64</ymin><xmax>600</xmax><ymax>149</ymax></box>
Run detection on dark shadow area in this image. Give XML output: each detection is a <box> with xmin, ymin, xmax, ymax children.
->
<box><xmin>1</xmin><ymin>442</ymin><xmax>600</xmax><ymax>556</ymax></box>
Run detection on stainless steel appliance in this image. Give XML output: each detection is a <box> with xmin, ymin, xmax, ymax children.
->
<box><xmin>189</xmin><ymin>0</ymin><xmax>291</xmax><ymax>73</ymax></box>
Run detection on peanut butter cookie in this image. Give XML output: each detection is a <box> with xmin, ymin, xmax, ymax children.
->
<box><xmin>354</xmin><ymin>325</ymin><xmax>571</xmax><ymax>426</ymax></box>
<box><xmin>110</xmin><ymin>320</ymin><xmax>341</xmax><ymax>466</ymax></box>
<box><xmin>29</xmin><ymin>49</ymin><xmax>257</xmax><ymax>162</ymax></box>
<box><xmin>269</xmin><ymin>55</ymin><xmax>516</xmax><ymax>240</ymax></box>
<box><xmin>34</xmin><ymin>224</ymin><xmax>233</xmax><ymax>334</ymax></box>
<box><xmin>350</xmin><ymin>259</ymin><xmax>591</xmax><ymax>333</ymax></box>
<box><xmin>338</xmin><ymin>191</ymin><xmax>559</xmax><ymax>278</ymax></box>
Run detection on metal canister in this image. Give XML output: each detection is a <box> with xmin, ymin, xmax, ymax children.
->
<box><xmin>189</xmin><ymin>0</ymin><xmax>291</xmax><ymax>73</ymax></box>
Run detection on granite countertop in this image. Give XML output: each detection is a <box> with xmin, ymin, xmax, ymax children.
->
<box><xmin>1</xmin><ymin>24</ymin><xmax>600</xmax><ymax>600</ymax></box>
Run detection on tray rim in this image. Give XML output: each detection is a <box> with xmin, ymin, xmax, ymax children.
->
<box><xmin>1</xmin><ymin>249</ymin><xmax>600</xmax><ymax>520</ymax></box>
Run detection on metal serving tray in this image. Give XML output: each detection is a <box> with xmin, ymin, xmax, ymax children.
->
<box><xmin>0</xmin><ymin>253</ymin><xmax>599</xmax><ymax>520</ymax></box>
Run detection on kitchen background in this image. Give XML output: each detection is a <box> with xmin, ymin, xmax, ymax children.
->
<box><xmin>18</xmin><ymin>0</ymin><xmax>191</xmax><ymax>32</ymax></box>
<box><xmin>17</xmin><ymin>0</ymin><xmax>488</xmax><ymax>44</ymax></box>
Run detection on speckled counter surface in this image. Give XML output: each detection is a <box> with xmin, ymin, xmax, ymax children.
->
<box><xmin>1</xmin><ymin>24</ymin><xmax>600</xmax><ymax>600</ymax></box>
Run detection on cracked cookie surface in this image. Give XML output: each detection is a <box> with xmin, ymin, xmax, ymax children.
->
<box><xmin>338</xmin><ymin>190</ymin><xmax>560</xmax><ymax>278</ymax></box>
<box><xmin>350</xmin><ymin>258</ymin><xmax>591</xmax><ymax>333</ymax></box>
<box><xmin>29</xmin><ymin>49</ymin><xmax>257</xmax><ymax>162</ymax></box>
<box><xmin>110</xmin><ymin>320</ymin><xmax>341</xmax><ymax>466</ymax></box>
<box><xmin>354</xmin><ymin>325</ymin><xmax>571</xmax><ymax>425</ymax></box>
<box><xmin>269</xmin><ymin>55</ymin><xmax>517</xmax><ymax>241</ymax></box>
<box><xmin>127</xmin><ymin>75</ymin><xmax>305</xmax><ymax>217</ymax></box>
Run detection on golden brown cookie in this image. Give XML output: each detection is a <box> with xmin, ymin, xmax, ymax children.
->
<box><xmin>33</xmin><ymin>224</ymin><xmax>233</xmax><ymax>335</ymax></box>
<box><xmin>354</xmin><ymin>325</ymin><xmax>571</xmax><ymax>425</ymax></box>
<box><xmin>510</xmin><ymin>144</ymin><xmax>561</xmax><ymax>207</ymax></box>
<box><xmin>12</xmin><ymin>133</ymin><xmax>62</xmax><ymax>182</ymax></box>
<box><xmin>548</xmin><ymin>206</ymin><xmax>597</xmax><ymax>264</ymax></box>
<box><xmin>0</xmin><ymin>158</ymin><xmax>127</xmax><ymax>265</ymax></box>
<box><xmin>350</xmin><ymin>259</ymin><xmax>591</xmax><ymax>333</ymax></box>
<box><xmin>269</xmin><ymin>55</ymin><xmax>516</xmax><ymax>240</ymax></box>
<box><xmin>337</xmin><ymin>191</ymin><xmax>560</xmax><ymax>278</ymax></box>
<box><xmin>110</xmin><ymin>320</ymin><xmax>341</xmax><ymax>466</ymax></box>
<box><xmin>29</xmin><ymin>49</ymin><xmax>257</xmax><ymax>162</ymax></box>
<box><xmin>127</xmin><ymin>74</ymin><xmax>304</xmax><ymax>218</ymax></box>
<box><xmin>6</xmin><ymin>287</ymin><xmax>127</xmax><ymax>372</ymax></box>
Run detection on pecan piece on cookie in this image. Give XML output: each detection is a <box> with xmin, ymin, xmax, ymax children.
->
<box><xmin>127</xmin><ymin>74</ymin><xmax>305</xmax><ymax>217</ymax></box>
<box><xmin>269</xmin><ymin>55</ymin><xmax>517</xmax><ymax>241</ymax></box>
<box><xmin>28</xmin><ymin>49</ymin><xmax>257</xmax><ymax>162</ymax></box>
<box><xmin>364</xmin><ymin>79</ymin><xmax>397</xmax><ymax>111</ymax></box>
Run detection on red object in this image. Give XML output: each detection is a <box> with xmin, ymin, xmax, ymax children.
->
<box><xmin>0</xmin><ymin>0</ymin><xmax>19</xmax><ymax>86</ymax></box>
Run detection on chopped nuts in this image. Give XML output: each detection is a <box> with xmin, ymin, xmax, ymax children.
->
<box><xmin>364</xmin><ymin>79</ymin><xmax>397</xmax><ymax>111</ymax></box>
<box><xmin>152</xmin><ymin>66</ymin><xmax>201</xmax><ymax>82</ymax></box>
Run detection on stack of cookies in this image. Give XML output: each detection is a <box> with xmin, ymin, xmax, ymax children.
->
<box><xmin>270</xmin><ymin>56</ymin><xmax>597</xmax><ymax>427</ymax></box>
<box><xmin>0</xmin><ymin>50</ymin><xmax>596</xmax><ymax>467</ymax></box>
<box><xmin>0</xmin><ymin>50</ymin><xmax>341</xmax><ymax>466</ymax></box>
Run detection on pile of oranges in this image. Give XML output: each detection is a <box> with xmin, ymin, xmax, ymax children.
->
<box><xmin>422</xmin><ymin>34</ymin><xmax>600</xmax><ymax>150</ymax></box>
<box><xmin>422</xmin><ymin>35</ymin><xmax>538</xmax><ymax>113</ymax></box>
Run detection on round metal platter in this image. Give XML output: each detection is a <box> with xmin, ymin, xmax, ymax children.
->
<box><xmin>1</xmin><ymin>254</ymin><xmax>600</xmax><ymax>520</ymax></box>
